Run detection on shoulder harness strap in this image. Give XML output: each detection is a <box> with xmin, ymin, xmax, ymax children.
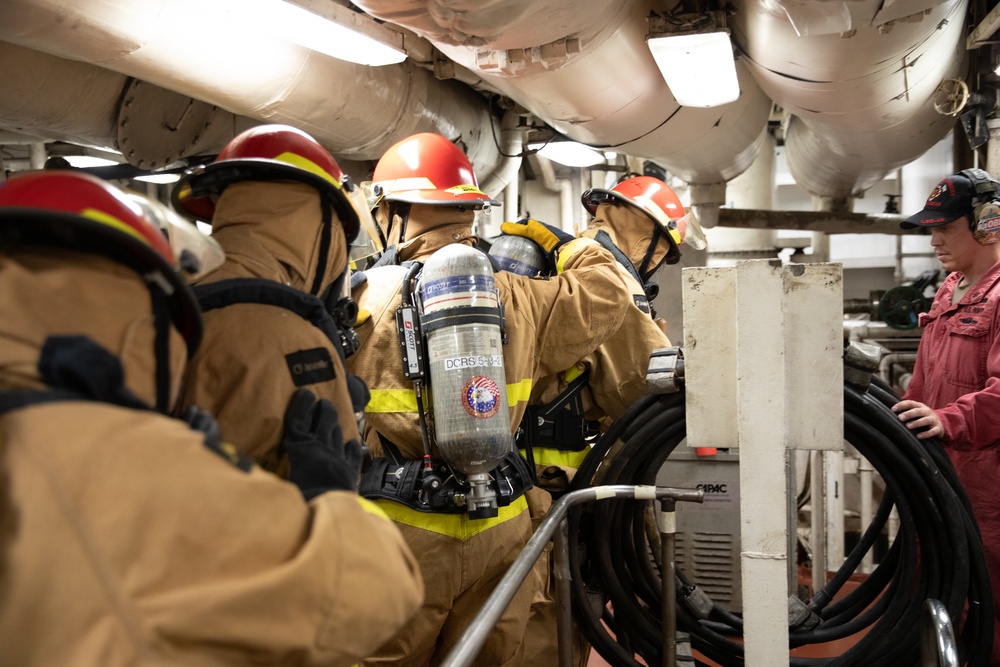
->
<box><xmin>194</xmin><ymin>278</ymin><xmax>347</xmax><ymax>362</ymax></box>
<box><xmin>0</xmin><ymin>389</ymin><xmax>87</xmax><ymax>415</ymax></box>
<box><xmin>593</xmin><ymin>230</ymin><xmax>657</xmax><ymax>317</ymax></box>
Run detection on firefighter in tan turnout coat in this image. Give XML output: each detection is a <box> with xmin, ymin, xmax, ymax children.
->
<box><xmin>0</xmin><ymin>171</ymin><xmax>422</xmax><ymax>666</ymax></box>
<box><xmin>349</xmin><ymin>132</ymin><xmax>633</xmax><ymax>666</ymax></box>
<box><xmin>173</xmin><ymin>124</ymin><xmax>376</xmax><ymax>477</ymax></box>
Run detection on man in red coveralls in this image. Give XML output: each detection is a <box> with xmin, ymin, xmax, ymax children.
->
<box><xmin>893</xmin><ymin>168</ymin><xmax>1000</xmax><ymax>665</ymax></box>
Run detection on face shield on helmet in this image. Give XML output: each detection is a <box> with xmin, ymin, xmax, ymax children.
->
<box><xmin>0</xmin><ymin>170</ymin><xmax>203</xmax><ymax>353</ymax></box>
<box><xmin>672</xmin><ymin>208</ymin><xmax>707</xmax><ymax>251</ymax></box>
<box><xmin>171</xmin><ymin>124</ymin><xmax>375</xmax><ymax>246</ymax></box>
<box><xmin>349</xmin><ymin>217</ymin><xmax>383</xmax><ymax>267</ymax></box>
<box><xmin>125</xmin><ymin>192</ymin><xmax>225</xmax><ymax>281</ymax></box>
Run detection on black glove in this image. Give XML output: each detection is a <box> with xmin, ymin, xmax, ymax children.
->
<box><xmin>181</xmin><ymin>405</ymin><xmax>223</xmax><ymax>450</ymax></box>
<box><xmin>499</xmin><ymin>218</ymin><xmax>574</xmax><ymax>267</ymax></box>
<box><xmin>282</xmin><ymin>388</ymin><xmax>366</xmax><ymax>499</ymax></box>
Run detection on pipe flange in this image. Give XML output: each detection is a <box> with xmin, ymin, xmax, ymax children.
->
<box><xmin>116</xmin><ymin>78</ymin><xmax>218</xmax><ymax>170</ymax></box>
<box><xmin>843</xmin><ymin>341</ymin><xmax>883</xmax><ymax>391</ymax></box>
<box><xmin>646</xmin><ymin>346</ymin><xmax>685</xmax><ymax>394</ymax></box>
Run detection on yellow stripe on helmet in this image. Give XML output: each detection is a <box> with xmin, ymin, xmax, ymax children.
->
<box><xmin>80</xmin><ymin>208</ymin><xmax>151</xmax><ymax>246</ymax></box>
<box><xmin>276</xmin><ymin>151</ymin><xmax>340</xmax><ymax>189</ymax></box>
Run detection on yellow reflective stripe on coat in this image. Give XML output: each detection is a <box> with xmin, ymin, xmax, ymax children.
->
<box><xmin>366</xmin><ymin>388</ymin><xmax>419</xmax><ymax>413</ymax></box>
<box><xmin>520</xmin><ymin>446</ymin><xmax>589</xmax><ymax>469</ymax></box>
<box><xmin>506</xmin><ymin>378</ymin><xmax>532</xmax><ymax>405</ymax></box>
<box><xmin>367</xmin><ymin>378</ymin><xmax>533</xmax><ymax>413</ymax></box>
<box><xmin>561</xmin><ymin>364</ymin><xmax>585</xmax><ymax>383</ymax></box>
<box><xmin>371</xmin><ymin>495</ymin><xmax>528</xmax><ymax>539</ymax></box>
<box><xmin>355</xmin><ymin>496</ymin><xmax>392</xmax><ymax>521</ymax></box>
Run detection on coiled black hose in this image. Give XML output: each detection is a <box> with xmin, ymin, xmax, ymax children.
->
<box><xmin>568</xmin><ymin>376</ymin><xmax>993</xmax><ymax>666</ymax></box>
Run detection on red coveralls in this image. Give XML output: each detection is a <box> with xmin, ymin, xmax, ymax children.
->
<box><xmin>904</xmin><ymin>262</ymin><xmax>1000</xmax><ymax>665</ymax></box>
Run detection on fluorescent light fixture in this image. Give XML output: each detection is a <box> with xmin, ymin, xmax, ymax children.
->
<box><xmin>647</xmin><ymin>13</ymin><xmax>740</xmax><ymax>108</ymax></box>
<box><xmin>229</xmin><ymin>0</ymin><xmax>407</xmax><ymax>66</ymax></box>
<box><xmin>134</xmin><ymin>173</ymin><xmax>182</xmax><ymax>184</ymax></box>
<box><xmin>529</xmin><ymin>142</ymin><xmax>607</xmax><ymax>168</ymax></box>
<box><xmin>63</xmin><ymin>156</ymin><xmax>120</xmax><ymax>168</ymax></box>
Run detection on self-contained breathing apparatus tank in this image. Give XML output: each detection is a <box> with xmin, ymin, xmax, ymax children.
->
<box><xmin>417</xmin><ymin>244</ymin><xmax>512</xmax><ymax>517</ymax></box>
<box><xmin>488</xmin><ymin>234</ymin><xmax>550</xmax><ymax>277</ymax></box>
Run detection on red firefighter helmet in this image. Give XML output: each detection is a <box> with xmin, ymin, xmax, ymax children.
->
<box><xmin>172</xmin><ymin>124</ymin><xmax>367</xmax><ymax>243</ymax></box>
<box><xmin>0</xmin><ymin>170</ymin><xmax>203</xmax><ymax>351</ymax></box>
<box><xmin>372</xmin><ymin>132</ymin><xmax>492</xmax><ymax>209</ymax></box>
<box><xmin>582</xmin><ymin>176</ymin><xmax>708</xmax><ymax>264</ymax></box>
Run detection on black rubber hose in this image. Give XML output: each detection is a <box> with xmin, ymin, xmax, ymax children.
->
<box><xmin>568</xmin><ymin>378</ymin><xmax>994</xmax><ymax>667</ymax></box>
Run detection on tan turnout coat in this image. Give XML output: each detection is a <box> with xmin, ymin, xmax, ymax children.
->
<box><xmin>0</xmin><ymin>249</ymin><xmax>423</xmax><ymax>666</ymax></box>
<box><xmin>346</xmin><ymin>207</ymin><xmax>631</xmax><ymax>666</ymax></box>
<box><xmin>180</xmin><ymin>182</ymin><xmax>363</xmax><ymax>473</ymax></box>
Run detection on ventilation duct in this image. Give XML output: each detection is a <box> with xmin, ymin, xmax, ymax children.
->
<box><xmin>0</xmin><ymin>0</ymin><xmax>976</xmax><ymax>212</ymax></box>
<box><xmin>732</xmin><ymin>0</ymin><xmax>969</xmax><ymax>199</ymax></box>
<box><xmin>355</xmin><ymin>0</ymin><xmax>774</xmax><ymax>189</ymax></box>
<box><xmin>0</xmin><ymin>0</ymin><xmax>501</xmax><ymax>177</ymax></box>
<box><xmin>355</xmin><ymin>0</ymin><xmax>968</xmax><ymax>204</ymax></box>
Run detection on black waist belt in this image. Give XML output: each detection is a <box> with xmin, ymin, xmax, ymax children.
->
<box><xmin>519</xmin><ymin>369</ymin><xmax>599</xmax><ymax>453</ymax></box>
<box><xmin>522</xmin><ymin>403</ymin><xmax>600</xmax><ymax>452</ymax></box>
<box><xmin>359</xmin><ymin>449</ymin><xmax>533</xmax><ymax>516</ymax></box>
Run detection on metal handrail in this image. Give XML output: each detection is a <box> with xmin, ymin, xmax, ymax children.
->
<box><xmin>439</xmin><ymin>484</ymin><xmax>704</xmax><ymax>667</ymax></box>
<box><xmin>921</xmin><ymin>599</ymin><xmax>958</xmax><ymax>667</ymax></box>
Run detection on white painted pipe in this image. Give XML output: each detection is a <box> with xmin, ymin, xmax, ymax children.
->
<box><xmin>707</xmin><ymin>129</ymin><xmax>777</xmax><ymax>258</ymax></box>
<box><xmin>27</xmin><ymin>142</ymin><xmax>46</xmax><ymax>170</ymax></box>
<box><xmin>0</xmin><ymin>0</ymin><xmax>500</xmax><ymax>171</ymax></box>
<box><xmin>824</xmin><ymin>450</ymin><xmax>845</xmax><ymax>573</ymax></box>
<box><xmin>529</xmin><ymin>153</ymin><xmax>576</xmax><ymax>233</ymax></box>
<box><xmin>810</xmin><ymin>450</ymin><xmax>827</xmax><ymax>595</ymax></box>
<box><xmin>734</xmin><ymin>0</ymin><xmax>969</xmax><ymax>199</ymax></box>
<box><xmin>559</xmin><ymin>179</ymin><xmax>574</xmax><ymax>235</ymax></box>
<box><xmin>482</xmin><ymin>112</ymin><xmax>526</xmax><ymax>213</ymax></box>
<box><xmin>859</xmin><ymin>456</ymin><xmax>875</xmax><ymax>574</ymax></box>
<box><xmin>356</xmin><ymin>0</ymin><xmax>772</xmax><ymax>186</ymax></box>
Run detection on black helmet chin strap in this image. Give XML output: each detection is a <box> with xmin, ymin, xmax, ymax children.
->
<box><xmin>150</xmin><ymin>287</ymin><xmax>175</xmax><ymax>413</ymax></box>
<box><xmin>308</xmin><ymin>195</ymin><xmax>335</xmax><ymax>297</ymax></box>
<box><xmin>637</xmin><ymin>224</ymin><xmax>666</xmax><ymax>282</ymax></box>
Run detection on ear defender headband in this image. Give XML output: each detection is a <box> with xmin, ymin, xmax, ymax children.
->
<box><xmin>960</xmin><ymin>168</ymin><xmax>1000</xmax><ymax>245</ymax></box>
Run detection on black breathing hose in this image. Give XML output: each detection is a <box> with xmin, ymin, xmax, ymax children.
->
<box><xmin>568</xmin><ymin>376</ymin><xmax>993</xmax><ymax>666</ymax></box>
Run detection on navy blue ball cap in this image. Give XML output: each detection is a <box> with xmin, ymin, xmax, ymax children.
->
<box><xmin>900</xmin><ymin>173</ymin><xmax>976</xmax><ymax>229</ymax></box>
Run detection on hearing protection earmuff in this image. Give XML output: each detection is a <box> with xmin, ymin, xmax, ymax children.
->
<box><xmin>960</xmin><ymin>168</ymin><xmax>1000</xmax><ymax>245</ymax></box>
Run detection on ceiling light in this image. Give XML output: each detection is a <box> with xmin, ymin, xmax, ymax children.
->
<box><xmin>227</xmin><ymin>0</ymin><xmax>407</xmax><ymax>66</ymax></box>
<box><xmin>134</xmin><ymin>173</ymin><xmax>182</xmax><ymax>184</ymax></box>
<box><xmin>63</xmin><ymin>156</ymin><xmax>120</xmax><ymax>168</ymax></box>
<box><xmin>647</xmin><ymin>12</ymin><xmax>740</xmax><ymax>108</ymax></box>
<box><xmin>529</xmin><ymin>142</ymin><xmax>606</xmax><ymax>168</ymax></box>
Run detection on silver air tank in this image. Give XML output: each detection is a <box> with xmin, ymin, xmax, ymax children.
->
<box><xmin>419</xmin><ymin>244</ymin><xmax>511</xmax><ymax>516</ymax></box>
<box><xmin>488</xmin><ymin>234</ymin><xmax>549</xmax><ymax>277</ymax></box>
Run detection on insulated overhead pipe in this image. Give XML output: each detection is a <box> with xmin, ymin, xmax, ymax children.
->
<box><xmin>0</xmin><ymin>0</ymin><xmax>976</xmax><ymax>214</ymax></box>
<box><xmin>731</xmin><ymin>0</ymin><xmax>969</xmax><ymax>199</ymax></box>
<box><xmin>354</xmin><ymin>0</ymin><xmax>773</xmax><ymax>196</ymax></box>
<box><xmin>0</xmin><ymin>0</ymin><xmax>502</xmax><ymax>175</ymax></box>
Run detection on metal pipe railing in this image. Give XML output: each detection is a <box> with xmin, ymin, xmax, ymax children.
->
<box><xmin>439</xmin><ymin>484</ymin><xmax>704</xmax><ymax>667</ymax></box>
